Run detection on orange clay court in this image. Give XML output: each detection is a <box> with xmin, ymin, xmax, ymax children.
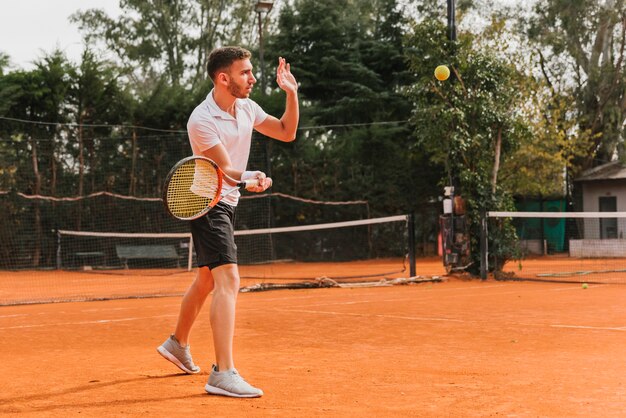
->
<box><xmin>0</xmin><ymin>258</ymin><xmax>625</xmax><ymax>417</ymax></box>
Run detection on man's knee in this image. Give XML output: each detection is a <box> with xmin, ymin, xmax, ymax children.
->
<box><xmin>211</xmin><ymin>264</ymin><xmax>240</xmax><ymax>294</ymax></box>
<box><xmin>194</xmin><ymin>267</ymin><xmax>214</xmax><ymax>294</ymax></box>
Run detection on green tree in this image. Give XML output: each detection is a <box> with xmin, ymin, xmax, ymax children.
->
<box><xmin>69</xmin><ymin>50</ymin><xmax>126</xmax><ymax>195</ymax></box>
<box><xmin>0</xmin><ymin>52</ymin><xmax>9</xmax><ymax>76</ymax></box>
<box><xmin>466</xmin><ymin>13</ymin><xmax>592</xmax><ymax>201</ymax></box>
<box><xmin>125</xmin><ymin>79</ymin><xmax>201</xmax><ymax>197</ymax></box>
<box><xmin>71</xmin><ymin>0</ymin><xmax>259</xmax><ymax>87</ymax></box>
<box><xmin>66</xmin><ymin>49</ymin><xmax>133</xmax><ymax>228</ymax></box>
<box><xmin>266</xmin><ymin>0</ymin><xmax>442</xmax><ymax>223</ymax></box>
<box><xmin>499</xmin><ymin>77</ymin><xmax>592</xmax><ymax>199</ymax></box>
<box><xmin>0</xmin><ymin>51</ymin><xmax>72</xmax><ymax>266</ymax></box>
<box><xmin>0</xmin><ymin>53</ymin><xmax>19</xmax><ymax>115</ymax></box>
<box><xmin>527</xmin><ymin>0</ymin><xmax>626</xmax><ymax>172</ymax></box>
<box><xmin>405</xmin><ymin>18</ymin><xmax>530</xmax><ymax>273</ymax></box>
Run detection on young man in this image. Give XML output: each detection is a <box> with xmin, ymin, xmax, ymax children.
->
<box><xmin>157</xmin><ymin>46</ymin><xmax>299</xmax><ymax>398</ymax></box>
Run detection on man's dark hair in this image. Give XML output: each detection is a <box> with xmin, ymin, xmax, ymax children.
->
<box><xmin>206</xmin><ymin>46</ymin><xmax>252</xmax><ymax>81</ymax></box>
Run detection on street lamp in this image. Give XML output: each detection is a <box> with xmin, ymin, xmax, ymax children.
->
<box><xmin>447</xmin><ymin>0</ymin><xmax>456</xmax><ymax>42</ymax></box>
<box><xmin>255</xmin><ymin>1</ymin><xmax>274</xmax><ymax>94</ymax></box>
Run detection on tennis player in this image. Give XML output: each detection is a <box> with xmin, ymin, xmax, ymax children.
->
<box><xmin>157</xmin><ymin>46</ymin><xmax>299</xmax><ymax>397</ymax></box>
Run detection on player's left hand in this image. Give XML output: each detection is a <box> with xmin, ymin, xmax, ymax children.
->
<box><xmin>276</xmin><ymin>57</ymin><xmax>298</xmax><ymax>94</ymax></box>
<box><xmin>242</xmin><ymin>170</ymin><xmax>272</xmax><ymax>193</ymax></box>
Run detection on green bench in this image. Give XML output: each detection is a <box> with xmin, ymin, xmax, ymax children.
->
<box><xmin>73</xmin><ymin>251</ymin><xmax>106</xmax><ymax>268</ymax></box>
<box><xmin>115</xmin><ymin>245</ymin><xmax>180</xmax><ymax>269</ymax></box>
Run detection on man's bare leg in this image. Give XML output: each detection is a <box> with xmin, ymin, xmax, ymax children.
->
<box><xmin>204</xmin><ymin>263</ymin><xmax>263</xmax><ymax>397</ymax></box>
<box><xmin>174</xmin><ymin>267</ymin><xmax>215</xmax><ymax>346</ymax></box>
<box><xmin>209</xmin><ymin>263</ymin><xmax>240</xmax><ymax>371</ymax></box>
<box><xmin>157</xmin><ymin>267</ymin><xmax>213</xmax><ymax>374</ymax></box>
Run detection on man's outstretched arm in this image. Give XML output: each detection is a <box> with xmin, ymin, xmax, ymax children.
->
<box><xmin>255</xmin><ymin>57</ymin><xmax>299</xmax><ymax>142</ymax></box>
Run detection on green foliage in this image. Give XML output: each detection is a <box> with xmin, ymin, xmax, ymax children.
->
<box><xmin>6</xmin><ymin>0</ymin><xmax>619</xmax><ymax>274</ymax></box>
<box><xmin>0</xmin><ymin>52</ymin><xmax>72</xmax><ymax>194</ymax></box>
<box><xmin>405</xmin><ymin>18</ymin><xmax>529</xmax><ymax>273</ymax></box>
<box><xmin>71</xmin><ymin>0</ymin><xmax>259</xmax><ymax>87</ymax></box>
<box><xmin>469</xmin><ymin>14</ymin><xmax>591</xmax><ymax>199</ymax></box>
<box><xmin>0</xmin><ymin>1</ymin><xmax>446</xmax><ymax>268</ymax></box>
<box><xmin>0</xmin><ymin>47</ymin><xmax>217</xmax><ymax>198</ymax></box>
<box><xmin>265</xmin><ymin>0</ymin><xmax>442</xmax><ymax>219</ymax></box>
<box><xmin>0</xmin><ymin>52</ymin><xmax>10</xmax><ymax>76</ymax></box>
<box><xmin>526</xmin><ymin>0</ymin><xmax>626</xmax><ymax>172</ymax></box>
<box><xmin>499</xmin><ymin>81</ymin><xmax>593</xmax><ymax>198</ymax></box>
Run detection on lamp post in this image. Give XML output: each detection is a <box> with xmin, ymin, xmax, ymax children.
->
<box><xmin>254</xmin><ymin>1</ymin><xmax>276</xmax><ymax>259</ymax></box>
<box><xmin>447</xmin><ymin>0</ymin><xmax>456</xmax><ymax>42</ymax></box>
<box><xmin>255</xmin><ymin>1</ymin><xmax>274</xmax><ymax>95</ymax></box>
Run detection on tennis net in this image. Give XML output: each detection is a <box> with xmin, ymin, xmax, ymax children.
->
<box><xmin>0</xmin><ymin>215</ymin><xmax>414</xmax><ymax>305</ymax></box>
<box><xmin>487</xmin><ymin>211</ymin><xmax>626</xmax><ymax>284</ymax></box>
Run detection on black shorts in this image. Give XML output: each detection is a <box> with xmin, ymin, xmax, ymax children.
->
<box><xmin>190</xmin><ymin>202</ymin><xmax>237</xmax><ymax>270</ymax></box>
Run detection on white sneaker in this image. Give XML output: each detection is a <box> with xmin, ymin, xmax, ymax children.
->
<box><xmin>204</xmin><ymin>365</ymin><xmax>263</xmax><ymax>398</ymax></box>
<box><xmin>156</xmin><ymin>335</ymin><xmax>200</xmax><ymax>374</ymax></box>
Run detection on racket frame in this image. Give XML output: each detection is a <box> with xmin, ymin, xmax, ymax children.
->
<box><xmin>163</xmin><ymin>156</ymin><xmax>259</xmax><ymax>221</ymax></box>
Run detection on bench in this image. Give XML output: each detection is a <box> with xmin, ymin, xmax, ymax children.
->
<box><xmin>115</xmin><ymin>245</ymin><xmax>180</xmax><ymax>269</ymax></box>
<box><xmin>73</xmin><ymin>251</ymin><xmax>106</xmax><ymax>268</ymax></box>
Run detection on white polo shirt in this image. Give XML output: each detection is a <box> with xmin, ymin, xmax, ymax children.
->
<box><xmin>187</xmin><ymin>89</ymin><xmax>268</xmax><ymax>206</ymax></box>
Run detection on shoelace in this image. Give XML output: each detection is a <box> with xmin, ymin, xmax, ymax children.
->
<box><xmin>229</xmin><ymin>371</ymin><xmax>246</xmax><ymax>383</ymax></box>
<box><xmin>217</xmin><ymin>370</ymin><xmax>253</xmax><ymax>392</ymax></box>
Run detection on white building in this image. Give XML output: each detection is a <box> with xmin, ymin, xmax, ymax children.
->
<box><xmin>571</xmin><ymin>161</ymin><xmax>626</xmax><ymax>257</ymax></box>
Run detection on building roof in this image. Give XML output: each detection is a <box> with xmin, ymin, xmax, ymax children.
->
<box><xmin>575</xmin><ymin>161</ymin><xmax>626</xmax><ymax>182</ymax></box>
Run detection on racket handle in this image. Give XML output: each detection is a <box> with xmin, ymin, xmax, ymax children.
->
<box><xmin>239</xmin><ymin>178</ymin><xmax>260</xmax><ymax>189</ymax></box>
<box><xmin>239</xmin><ymin>177</ymin><xmax>273</xmax><ymax>190</ymax></box>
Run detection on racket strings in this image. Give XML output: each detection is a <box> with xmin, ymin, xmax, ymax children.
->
<box><xmin>166</xmin><ymin>160</ymin><xmax>221</xmax><ymax>220</ymax></box>
<box><xmin>190</xmin><ymin>161</ymin><xmax>220</xmax><ymax>198</ymax></box>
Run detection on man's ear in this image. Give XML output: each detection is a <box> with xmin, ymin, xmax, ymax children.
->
<box><xmin>216</xmin><ymin>72</ymin><xmax>229</xmax><ymax>86</ymax></box>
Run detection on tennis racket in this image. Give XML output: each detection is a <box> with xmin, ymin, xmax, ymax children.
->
<box><xmin>163</xmin><ymin>156</ymin><xmax>267</xmax><ymax>220</ymax></box>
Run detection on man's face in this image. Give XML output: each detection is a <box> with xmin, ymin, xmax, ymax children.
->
<box><xmin>225</xmin><ymin>58</ymin><xmax>256</xmax><ymax>98</ymax></box>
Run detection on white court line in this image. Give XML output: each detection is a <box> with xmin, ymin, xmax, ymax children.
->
<box><xmin>543</xmin><ymin>284</ymin><xmax>609</xmax><ymax>291</ymax></box>
<box><xmin>256</xmin><ymin>282</ymin><xmax>603</xmax><ymax>307</ymax></box>
<box><xmin>0</xmin><ymin>314</ymin><xmax>177</xmax><ymax>330</ymax></box>
<box><xmin>0</xmin><ymin>303</ymin><xmax>183</xmax><ymax>320</ymax></box>
<box><xmin>275</xmin><ymin>308</ymin><xmax>626</xmax><ymax>332</ymax></box>
<box><xmin>548</xmin><ymin>324</ymin><xmax>626</xmax><ymax>331</ymax></box>
<box><xmin>0</xmin><ymin>283</ymin><xmax>617</xmax><ymax>325</ymax></box>
<box><xmin>264</xmin><ymin>284</ymin><xmax>591</xmax><ymax>310</ymax></box>
<box><xmin>81</xmin><ymin>307</ymin><xmax>141</xmax><ymax>312</ymax></box>
<box><xmin>274</xmin><ymin>308</ymin><xmax>466</xmax><ymax>323</ymax></box>
<box><xmin>79</xmin><ymin>305</ymin><xmax>182</xmax><ymax>313</ymax></box>
<box><xmin>277</xmin><ymin>297</ymin><xmax>440</xmax><ymax>309</ymax></box>
<box><xmin>247</xmin><ymin>283</ymin><xmax>510</xmax><ymax>304</ymax></box>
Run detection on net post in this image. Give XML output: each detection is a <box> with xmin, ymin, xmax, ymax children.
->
<box><xmin>187</xmin><ymin>235</ymin><xmax>194</xmax><ymax>272</ymax></box>
<box><xmin>55</xmin><ymin>229</ymin><xmax>61</xmax><ymax>270</ymax></box>
<box><xmin>408</xmin><ymin>213</ymin><xmax>416</xmax><ymax>277</ymax></box>
<box><xmin>479</xmin><ymin>210</ymin><xmax>488</xmax><ymax>280</ymax></box>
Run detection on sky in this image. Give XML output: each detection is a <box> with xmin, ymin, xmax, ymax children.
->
<box><xmin>0</xmin><ymin>0</ymin><xmax>527</xmax><ymax>71</ymax></box>
<box><xmin>0</xmin><ymin>0</ymin><xmax>121</xmax><ymax>70</ymax></box>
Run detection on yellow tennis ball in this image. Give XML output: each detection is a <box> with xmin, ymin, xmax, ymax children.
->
<box><xmin>582</xmin><ymin>283</ymin><xmax>588</xmax><ymax>289</ymax></box>
<box><xmin>435</xmin><ymin>65</ymin><xmax>450</xmax><ymax>81</ymax></box>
